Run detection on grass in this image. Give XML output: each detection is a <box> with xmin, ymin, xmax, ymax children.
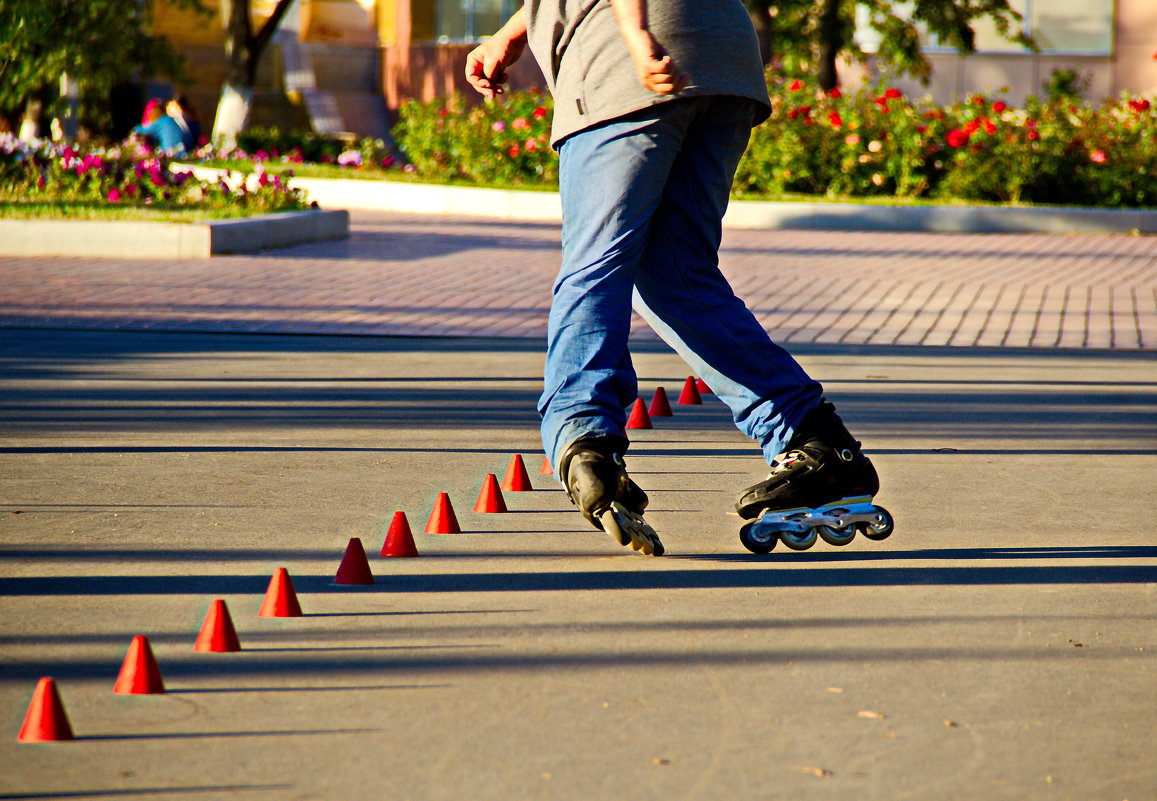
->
<box><xmin>0</xmin><ymin>197</ymin><xmax>300</xmax><ymax>222</ymax></box>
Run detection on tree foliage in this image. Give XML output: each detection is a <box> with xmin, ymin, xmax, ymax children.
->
<box><xmin>746</xmin><ymin>0</ymin><xmax>1032</xmax><ymax>89</ymax></box>
<box><xmin>0</xmin><ymin>0</ymin><xmax>205</xmax><ymax>130</ymax></box>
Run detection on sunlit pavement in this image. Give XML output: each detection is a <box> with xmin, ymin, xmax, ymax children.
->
<box><xmin>0</xmin><ymin>214</ymin><xmax>1154</xmax><ymax>800</ymax></box>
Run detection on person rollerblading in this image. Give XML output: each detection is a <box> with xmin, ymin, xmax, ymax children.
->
<box><xmin>735</xmin><ymin>400</ymin><xmax>894</xmax><ymax>553</ymax></box>
<box><xmin>559</xmin><ymin>435</ymin><xmax>664</xmax><ymax>556</ymax></box>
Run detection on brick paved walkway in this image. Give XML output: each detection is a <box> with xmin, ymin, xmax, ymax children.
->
<box><xmin>1</xmin><ymin>211</ymin><xmax>1154</xmax><ymax>349</ymax></box>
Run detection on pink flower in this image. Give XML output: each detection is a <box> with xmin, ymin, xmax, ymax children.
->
<box><xmin>107</xmin><ymin>188</ymin><xmax>122</xmax><ymax>203</ymax></box>
<box><xmin>381</xmin><ymin>156</ymin><xmax>395</xmax><ymax>169</ymax></box>
<box><xmin>1090</xmin><ymin>149</ymin><xmax>1107</xmax><ymax>164</ymax></box>
<box><xmin>525</xmin><ymin>137</ymin><xmax>538</xmax><ymax>152</ymax></box>
<box><xmin>845</xmin><ymin>134</ymin><xmax>861</xmax><ymax>146</ymax></box>
<box><xmin>512</xmin><ymin>117</ymin><xmax>529</xmax><ymax>130</ymax></box>
<box><xmin>492</xmin><ymin>121</ymin><xmax>506</xmax><ymax>132</ymax></box>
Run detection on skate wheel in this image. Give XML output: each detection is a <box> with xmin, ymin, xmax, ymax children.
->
<box><xmin>739</xmin><ymin>522</ymin><xmax>776</xmax><ymax>554</ymax></box>
<box><xmin>779</xmin><ymin>527</ymin><xmax>818</xmax><ymax>551</ymax></box>
<box><xmin>817</xmin><ymin>524</ymin><xmax>856</xmax><ymax>547</ymax></box>
<box><xmin>860</xmin><ymin>507</ymin><xmax>894</xmax><ymax>541</ymax></box>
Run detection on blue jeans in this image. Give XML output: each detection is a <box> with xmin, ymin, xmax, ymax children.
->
<box><xmin>539</xmin><ymin>95</ymin><xmax>823</xmax><ymax>474</ymax></box>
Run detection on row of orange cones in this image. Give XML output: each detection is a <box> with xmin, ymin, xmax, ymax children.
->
<box><xmin>18</xmin><ymin>377</ymin><xmax>714</xmax><ymax>741</ymax></box>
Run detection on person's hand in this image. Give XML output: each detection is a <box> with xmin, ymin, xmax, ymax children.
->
<box><xmin>621</xmin><ymin>29</ymin><xmax>688</xmax><ymax>95</ymax></box>
<box><xmin>465</xmin><ymin>34</ymin><xmax>526</xmax><ymax>99</ymax></box>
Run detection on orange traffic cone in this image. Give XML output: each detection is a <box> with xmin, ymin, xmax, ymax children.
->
<box><xmin>626</xmin><ymin>398</ymin><xmax>653</xmax><ymax>429</ymax></box>
<box><xmin>500</xmin><ymin>454</ymin><xmax>533</xmax><ymax>492</ymax></box>
<box><xmin>696</xmin><ymin>378</ymin><xmax>713</xmax><ymax>394</ymax></box>
<box><xmin>381</xmin><ymin>511</ymin><xmax>418</xmax><ymax>557</ymax></box>
<box><xmin>194</xmin><ymin>599</ymin><xmax>241</xmax><ymax>653</ymax></box>
<box><xmin>334</xmin><ymin>538</ymin><xmax>375</xmax><ymax>585</ymax></box>
<box><xmin>113</xmin><ymin>635</ymin><xmax>165</xmax><ymax>695</ymax></box>
<box><xmin>258</xmin><ymin>567</ymin><xmax>303</xmax><ymax>617</ymax></box>
<box><xmin>474</xmin><ymin>473</ymin><xmax>508</xmax><ymax>513</ymax></box>
<box><xmin>424</xmin><ymin>492</ymin><xmax>461</xmax><ymax>534</ymax></box>
<box><xmin>648</xmin><ymin>386</ymin><xmax>673</xmax><ymax>417</ymax></box>
<box><xmin>678</xmin><ymin>376</ymin><xmax>703</xmax><ymax>405</ymax></box>
<box><xmin>18</xmin><ymin>678</ymin><xmax>74</xmax><ymax>742</ymax></box>
<box><xmin>540</xmin><ymin>456</ymin><xmax>553</xmax><ymax>475</ymax></box>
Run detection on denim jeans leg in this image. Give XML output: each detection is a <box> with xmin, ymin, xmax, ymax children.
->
<box><xmin>630</xmin><ymin>97</ymin><xmax>823</xmax><ymax>462</ymax></box>
<box><xmin>539</xmin><ymin>104</ymin><xmax>692</xmax><ymax>470</ymax></box>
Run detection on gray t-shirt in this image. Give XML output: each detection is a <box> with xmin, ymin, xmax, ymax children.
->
<box><xmin>525</xmin><ymin>0</ymin><xmax>771</xmax><ymax>146</ymax></box>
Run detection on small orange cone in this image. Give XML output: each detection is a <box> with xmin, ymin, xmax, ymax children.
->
<box><xmin>381</xmin><ymin>511</ymin><xmax>418</xmax><ymax>557</ymax></box>
<box><xmin>113</xmin><ymin>635</ymin><xmax>165</xmax><ymax>695</ymax></box>
<box><xmin>424</xmin><ymin>492</ymin><xmax>461</xmax><ymax>534</ymax></box>
<box><xmin>500</xmin><ymin>454</ymin><xmax>533</xmax><ymax>491</ymax></box>
<box><xmin>626</xmin><ymin>398</ymin><xmax>653</xmax><ymax>429</ymax></box>
<box><xmin>696</xmin><ymin>377</ymin><xmax>713</xmax><ymax>394</ymax></box>
<box><xmin>474</xmin><ymin>473</ymin><xmax>508</xmax><ymax>513</ymax></box>
<box><xmin>648</xmin><ymin>386</ymin><xmax>673</xmax><ymax>417</ymax></box>
<box><xmin>18</xmin><ymin>678</ymin><xmax>74</xmax><ymax>742</ymax></box>
<box><xmin>334</xmin><ymin>537</ymin><xmax>375</xmax><ymax>585</ymax></box>
<box><xmin>258</xmin><ymin>567</ymin><xmax>303</xmax><ymax>617</ymax></box>
<box><xmin>540</xmin><ymin>456</ymin><xmax>553</xmax><ymax>475</ymax></box>
<box><xmin>194</xmin><ymin>599</ymin><xmax>241</xmax><ymax>653</ymax></box>
<box><xmin>678</xmin><ymin>376</ymin><xmax>703</xmax><ymax>405</ymax></box>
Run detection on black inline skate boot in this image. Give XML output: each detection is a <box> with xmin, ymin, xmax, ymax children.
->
<box><xmin>735</xmin><ymin>400</ymin><xmax>893</xmax><ymax>553</ymax></box>
<box><xmin>558</xmin><ymin>435</ymin><xmax>663</xmax><ymax>556</ymax></box>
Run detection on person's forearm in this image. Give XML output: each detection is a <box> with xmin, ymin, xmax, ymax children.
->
<box><xmin>494</xmin><ymin>5</ymin><xmax>528</xmax><ymax>47</ymax></box>
<box><xmin>608</xmin><ymin>0</ymin><xmax>649</xmax><ymax>35</ymax></box>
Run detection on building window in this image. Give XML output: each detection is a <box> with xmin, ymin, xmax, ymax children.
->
<box><xmin>856</xmin><ymin>0</ymin><xmax>1115</xmax><ymax>57</ymax></box>
<box><xmin>436</xmin><ymin>0</ymin><xmax>519</xmax><ymax>43</ymax></box>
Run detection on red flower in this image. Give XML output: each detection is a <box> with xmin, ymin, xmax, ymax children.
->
<box><xmin>981</xmin><ymin>118</ymin><xmax>996</xmax><ymax>135</ymax></box>
<box><xmin>992</xmin><ymin>101</ymin><xmax>1007</xmax><ymax>114</ymax></box>
<box><xmin>1027</xmin><ymin>130</ymin><xmax>1040</xmax><ymax>141</ymax></box>
<box><xmin>916</xmin><ymin>125</ymin><xmax>926</xmax><ymax>135</ymax></box>
<box><xmin>508</xmin><ymin>144</ymin><xmax>520</xmax><ymax>157</ymax></box>
<box><xmin>828</xmin><ymin>111</ymin><xmax>843</xmax><ymax>128</ymax></box>
<box><xmin>789</xmin><ymin>79</ymin><xmax>804</xmax><ymax>92</ymax></box>
<box><xmin>972</xmin><ymin>96</ymin><xmax>987</xmax><ymax>107</ymax></box>
<box><xmin>883</xmin><ymin>88</ymin><xmax>902</xmax><ymax>99</ymax></box>
<box><xmin>1128</xmin><ymin>98</ymin><xmax>1151</xmax><ymax>112</ymax></box>
<box><xmin>963</xmin><ymin>120</ymin><xmax>980</xmax><ymax>135</ymax></box>
<box><xmin>1090</xmin><ymin>149</ymin><xmax>1107</xmax><ymax>164</ymax></box>
<box><xmin>827</xmin><ymin>87</ymin><xmax>842</xmax><ymax>98</ymax></box>
<box><xmin>532</xmin><ymin>105</ymin><xmax>548</xmax><ymax>119</ymax></box>
<box><xmin>946</xmin><ymin>129</ymin><xmax>970</xmax><ymax>148</ymax></box>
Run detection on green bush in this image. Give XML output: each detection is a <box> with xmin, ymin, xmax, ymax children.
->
<box><xmin>394</xmin><ymin>79</ymin><xmax>1156</xmax><ymax>208</ymax></box>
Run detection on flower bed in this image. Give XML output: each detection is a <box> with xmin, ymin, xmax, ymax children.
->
<box><xmin>1</xmin><ymin>135</ymin><xmax>307</xmax><ymax>219</ymax></box>
<box><xmin>393</xmin><ymin>80</ymin><xmax>1155</xmax><ymax>209</ymax></box>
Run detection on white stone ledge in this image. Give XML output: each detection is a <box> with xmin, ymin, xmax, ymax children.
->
<box><xmin>0</xmin><ymin>209</ymin><xmax>349</xmax><ymax>258</ymax></box>
<box><xmin>276</xmin><ymin>171</ymin><xmax>1155</xmax><ymax>235</ymax></box>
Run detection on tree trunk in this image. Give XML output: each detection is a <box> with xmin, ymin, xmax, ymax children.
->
<box><xmin>816</xmin><ymin>0</ymin><xmax>842</xmax><ymax>91</ymax></box>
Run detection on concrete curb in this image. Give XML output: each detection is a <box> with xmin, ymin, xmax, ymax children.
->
<box><xmin>280</xmin><ymin>173</ymin><xmax>1152</xmax><ymax>235</ymax></box>
<box><xmin>0</xmin><ymin>209</ymin><xmax>349</xmax><ymax>258</ymax></box>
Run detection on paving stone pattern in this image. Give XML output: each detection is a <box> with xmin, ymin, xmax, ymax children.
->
<box><xmin>1</xmin><ymin>211</ymin><xmax>1154</xmax><ymax>349</ymax></box>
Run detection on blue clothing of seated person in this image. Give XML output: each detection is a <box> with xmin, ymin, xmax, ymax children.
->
<box><xmin>132</xmin><ymin>112</ymin><xmax>188</xmax><ymax>156</ymax></box>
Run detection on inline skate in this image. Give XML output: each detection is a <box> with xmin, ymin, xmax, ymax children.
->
<box><xmin>559</xmin><ymin>435</ymin><xmax>664</xmax><ymax>556</ymax></box>
<box><xmin>736</xmin><ymin>400</ymin><xmax>893</xmax><ymax>553</ymax></box>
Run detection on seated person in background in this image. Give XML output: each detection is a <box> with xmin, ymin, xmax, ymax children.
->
<box><xmin>166</xmin><ymin>95</ymin><xmax>201</xmax><ymax>152</ymax></box>
<box><xmin>130</xmin><ymin>98</ymin><xmax>187</xmax><ymax>156</ymax></box>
